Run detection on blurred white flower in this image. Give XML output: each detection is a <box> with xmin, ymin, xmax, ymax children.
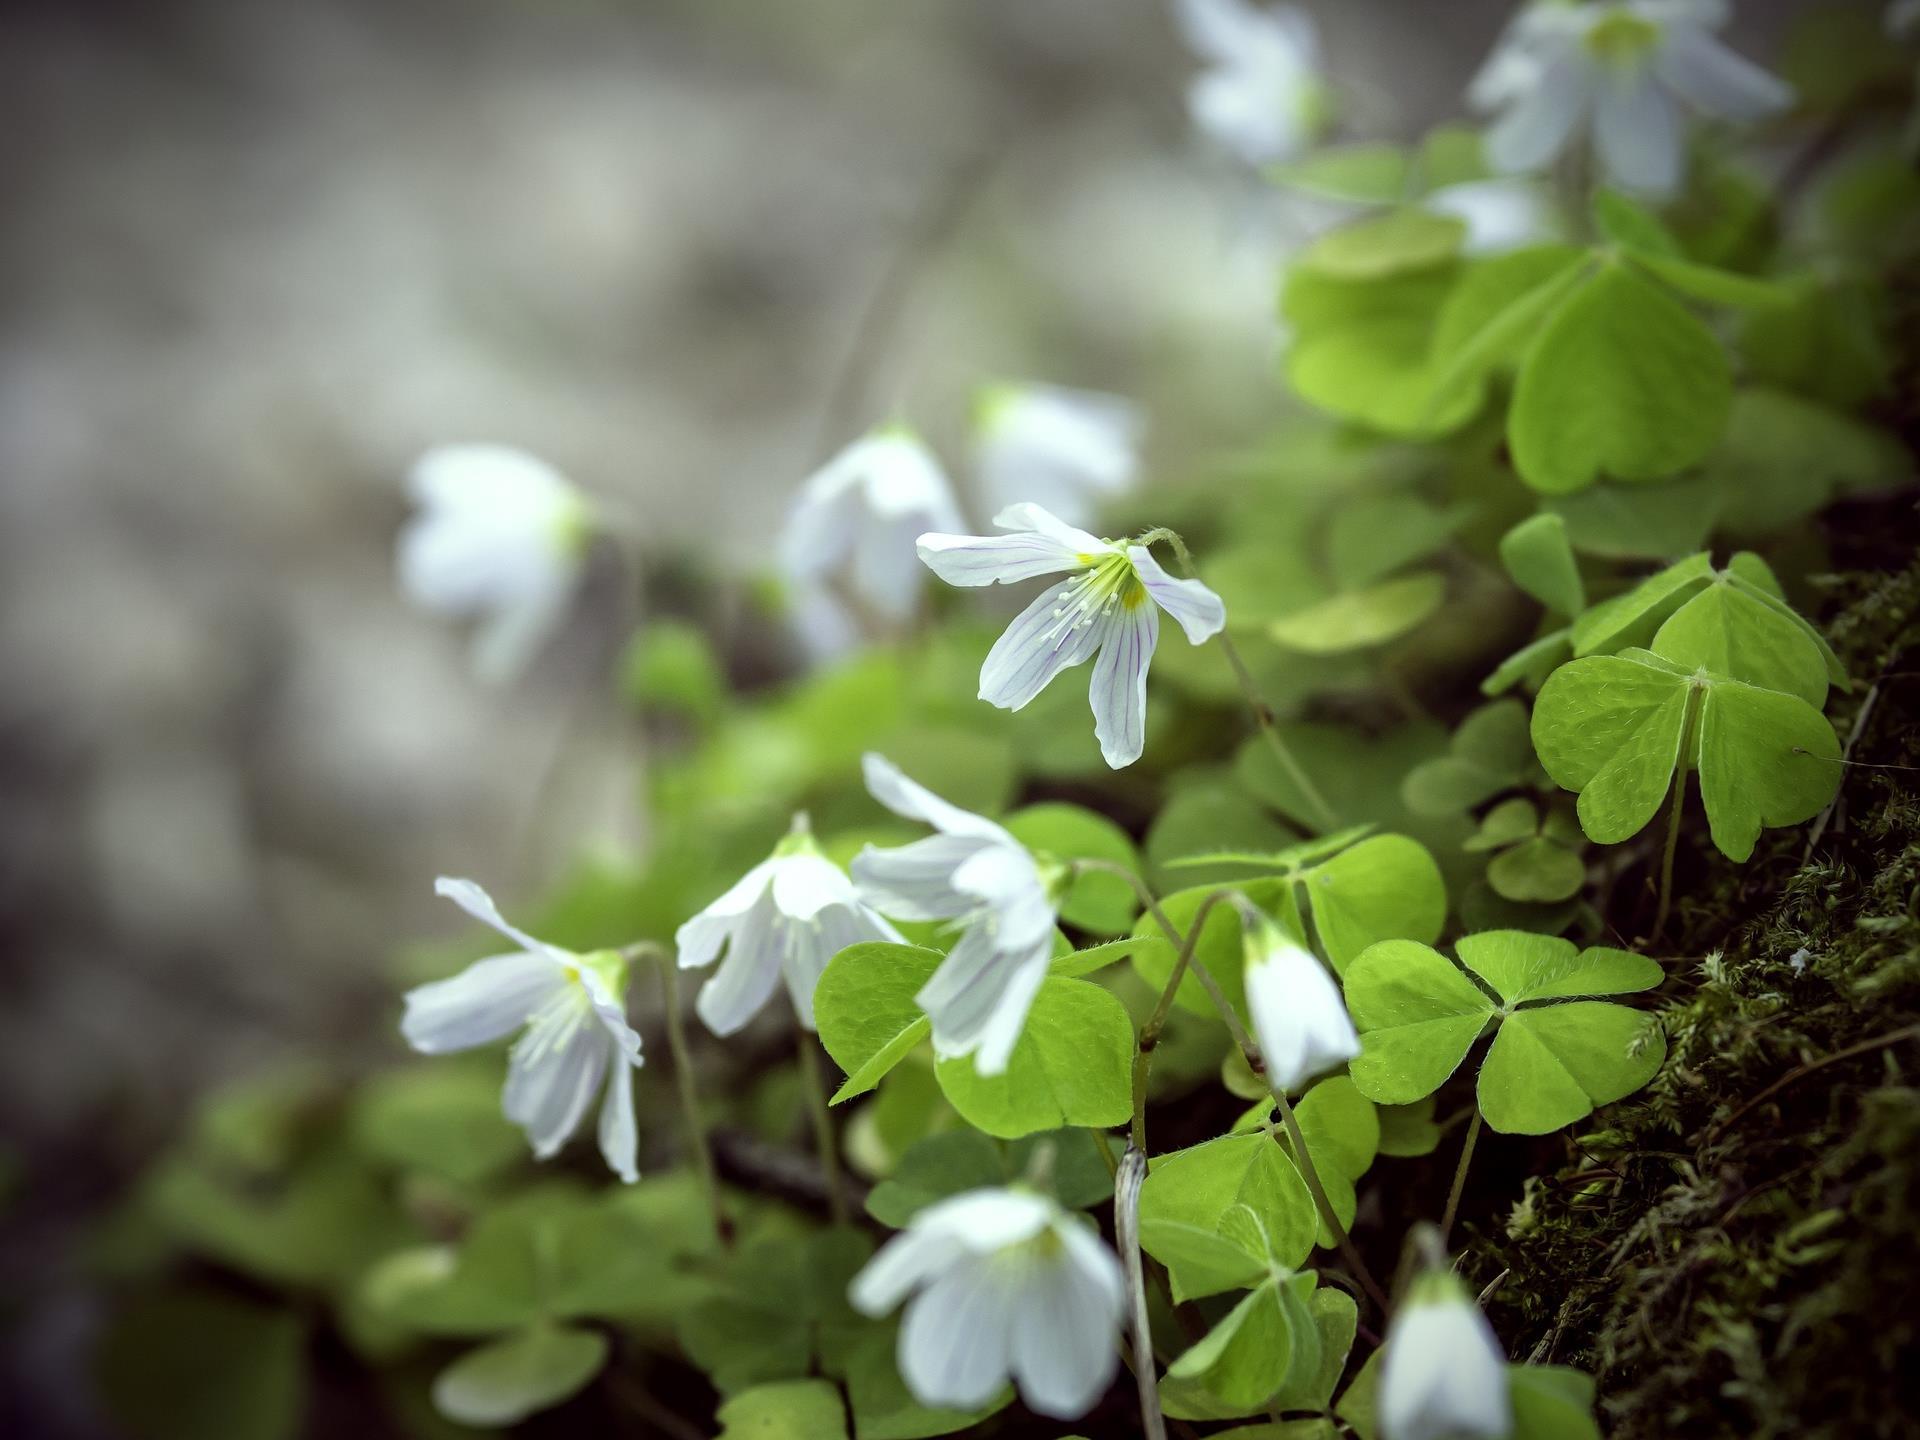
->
<box><xmin>1471</xmin><ymin>1</ymin><xmax>1793</xmax><ymax>198</ymax></box>
<box><xmin>676</xmin><ymin>814</ymin><xmax>902</xmax><ymax>1035</ymax></box>
<box><xmin>401</xmin><ymin>877</ymin><xmax>644</xmax><ymax>1182</ymax></box>
<box><xmin>849</xmin><ymin>1186</ymin><xmax>1125</xmax><ymax>1419</ymax></box>
<box><xmin>1424</xmin><ymin>178</ymin><xmax>1557</xmax><ymax>254</ymax></box>
<box><xmin>851</xmin><ymin>754</ymin><xmax>1057</xmax><ymax>1075</ymax></box>
<box><xmin>781</xmin><ymin>426</ymin><xmax>964</xmax><ymax>626</ymax></box>
<box><xmin>1892</xmin><ymin>0</ymin><xmax>1920</xmax><ymax>39</ymax></box>
<box><xmin>1174</xmin><ymin>0</ymin><xmax>1326</xmax><ymax>166</ymax></box>
<box><xmin>1379</xmin><ymin>1268</ymin><xmax>1512</xmax><ymax>1440</ymax></box>
<box><xmin>917</xmin><ymin>504</ymin><xmax>1226</xmax><ymax>768</ymax></box>
<box><xmin>1241</xmin><ymin>910</ymin><xmax>1360</xmax><ymax>1091</ymax></box>
<box><xmin>397</xmin><ymin>444</ymin><xmax>593</xmax><ymax>683</ymax></box>
<box><xmin>974</xmin><ymin>383</ymin><xmax>1144</xmax><ymax>531</ymax></box>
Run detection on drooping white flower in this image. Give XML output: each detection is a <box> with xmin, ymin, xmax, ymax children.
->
<box><xmin>401</xmin><ymin>877</ymin><xmax>644</xmax><ymax>1182</ymax></box>
<box><xmin>1471</xmin><ymin>1</ymin><xmax>1793</xmax><ymax>199</ymax></box>
<box><xmin>850</xmin><ymin>754</ymin><xmax>1058</xmax><ymax>1076</ymax></box>
<box><xmin>974</xmin><ymin>383</ymin><xmax>1145</xmax><ymax>531</ymax></box>
<box><xmin>397</xmin><ymin>444</ymin><xmax>594</xmax><ymax>683</ymax></box>
<box><xmin>849</xmin><ymin>1187</ymin><xmax>1126</xmax><ymax>1420</ymax></box>
<box><xmin>1241</xmin><ymin>910</ymin><xmax>1361</xmax><ymax>1091</ymax></box>
<box><xmin>1423</xmin><ymin>178</ymin><xmax>1556</xmax><ymax>254</ymax></box>
<box><xmin>676</xmin><ymin>814</ymin><xmax>903</xmax><ymax>1036</ymax></box>
<box><xmin>917</xmin><ymin>504</ymin><xmax>1227</xmax><ymax>769</ymax></box>
<box><xmin>781</xmin><ymin>426</ymin><xmax>965</xmax><ymax>626</ymax></box>
<box><xmin>1174</xmin><ymin>0</ymin><xmax>1327</xmax><ymax>166</ymax></box>
<box><xmin>1379</xmin><ymin>1268</ymin><xmax>1513</xmax><ymax>1440</ymax></box>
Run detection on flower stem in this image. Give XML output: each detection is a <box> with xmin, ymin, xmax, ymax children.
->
<box><xmin>1271</xmin><ymin>1089</ymin><xmax>1391</xmax><ymax>1317</ymax></box>
<box><xmin>648</xmin><ymin>949</ymin><xmax>732</xmax><ymax>1249</ymax></box>
<box><xmin>1130</xmin><ymin>888</ymin><xmax>1239</xmax><ymax>1152</ymax></box>
<box><xmin>1115</xmin><ymin>1144</ymin><xmax>1168</xmax><ymax>1440</ymax></box>
<box><xmin>796</xmin><ymin>1034</ymin><xmax>851</xmax><ymax>1227</ymax></box>
<box><xmin>1439</xmin><ymin>1109</ymin><xmax>1483</xmax><ymax>1248</ymax></box>
<box><xmin>1652</xmin><ymin>684</ymin><xmax>1705</xmax><ymax>943</ymax></box>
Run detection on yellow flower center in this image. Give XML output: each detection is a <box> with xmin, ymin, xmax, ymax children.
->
<box><xmin>1584</xmin><ymin>10</ymin><xmax>1660</xmax><ymax>65</ymax></box>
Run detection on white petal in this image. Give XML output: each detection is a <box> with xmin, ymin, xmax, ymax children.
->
<box><xmin>1244</xmin><ymin>940</ymin><xmax>1361</xmax><ymax>1092</ymax></box>
<box><xmin>597</xmin><ymin>1051</ymin><xmax>639</xmax><ymax>1183</ymax></box>
<box><xmin>1009</xmin><ymin>1227</ymin><xmax>1125</xmax><ymax>1418</ymax></box>
<box><xmin>852</xmin><ymin>508</ymin><xmax>930</xmax><ymax>622</ymax></box>
<box><xmin>577</xmin><ymin>969</ymin><xmax>645</xmax><ymax>1069</ymax></box>
<box><xmin>915</xmin><ymin>1186</ymin><xmax>1059</xmax><ymax>1250</ymax></box>
<box><xmin>897</xmin><ymin>1264</ymin><xmax>1017</xmax><ymax>1411</ymax></box>
<box><xmin>860</xmin><ymin>753</ymin><xmax>1013</xmax><ymax>843</ymax></box>
<box><xmin>1087</xmin><ymin>601</ymin><xmax>1159</xmax><ymax>769</ymax></box>
<box><xmin>676</xmin><ymin>861</ymin><xmax>777</xmax><ymax>971</ymax></box>
<box><xmin>978</xmin><ymin>578</ymin><xmax>1108</xmax><ymax>712</ymax></box>
<box><xmin>1128</xmin><ymin>545</ymin><xmax>1225</xmax><ymax>643</ymax></box>
<box><xmin>693</xmin><ymin>892</ymin><xmax>785</xmax><ymax>1037</ymax></box>
<box><xmin>950</xmin><ymin>845</ymin><xmax>1053</xmax><ymax>951</ymax></box>
<box><xmin>862</xmin><ymin>432</ymin><xmax>963</xmax><ymax>528</ymax></box>
<box><xmin>401</xmin><ymin>952</ymin><xmax>564</xmax><ymax>1054</ymax></box>
<box><xmin>504</xmin><ymin>1021</ymin><xmax>607</xmax><ymax>1159</ymax></box>
<box><xmin>782</xmin><ymin>902</ymin><xmax>897</xmax><ymax>1031</ymax></box>
<box><xmin>849</xmin><ymin>1227</ymin><xmax>967</xmax><ymax>1316</ymax></box>
<box><xmin>434</xmin><ymin>877</ymin><xmax>562</xmax><ymax>960</ymax></box>
<box><xmin>1593</xmin><ymin>67</ymin><xmax>1683</xmax><ymax>197</ymax></box>
<box><xmin>779</xmin><ymin>440</ymin><xmax>870</xmax><ymax>582</ymax></box>
<box><xmin>917</xmin><ymin>927</ymin><xmax>1050</xmax><ymax>1076</ymax></box>
<box><xmin>1173</xmin><ymin>0</ymin><xmax>1261</xmax><ymax>63</ymax></box>
<box><xmin>1655</xmin><ymin>25</ymin><xmax>1793</xmax><ymax>121</ymax></box>
<box><xmin>769</xmin><ymin>853</ymin><xmax>858</xmax><ymax>921</ymax></box>
<box><xmin>977</xmin><ymin>384</ymin><xmax>1142</xmax><ymax>528</ymax></box>
<box><xmin>1379</xmin><ymin>1298</ymin><xmax>1512</xmax><ymax>1440</ymax></box>
<box><xmin>1424</xmin><ymin>179</ymin><xmax>1553</xmax><ymax>255</ymax></box>
<box><xmin>407</xmin><ymin>444</ymin><xmax>574</xmax><ymax>516</ymax></box>
<box><xmin>1190</xmin><ymin>63</ymin><xmax>1307</xmax><ymax>167</ymax></box>
<box><xmin>1483</xmin><ymin>50</ymin><xmax>1593</xmax><ymax>175</ymax></box>
<box><xmin>916</xmin><ymin>531</ymin><xmax>1091</xmax><ymax>588</ymax></box>
<box><xmin>469</xmin><ymin>578</ymin><xmax>570</xmax><ymax>685</ymax></box>
<box><xmin>991</xmin><ymin>502</ymin><xmax>1108</xmax><ymax>554</ymax></box>
<box><xmin>852</xmin><ymin>833</ymin><xmax>994</xmax><ymax>921</ymax></box>
<box><xmin>967</xmin><ymin>941</ymin><xmax>1052</xmax><ymax>1078</ymax></box>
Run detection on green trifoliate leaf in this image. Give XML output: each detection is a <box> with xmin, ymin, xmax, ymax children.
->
<box><xmin>1303</xmin><ymin>834</ymin><xmax>1449</xmax><ymax>973</ymax></box>
<box><xmin>1135</xmin><ymin>1219</ymin><xmax>1270</xmax><ymax>1304</ymax></box>
<box><xmin>1375</xmin><ymin>1095</ymin><xmax>1443</xmax><ymax>1156</ymax></box>
<box><xmin>815</xmin><ymin>943</ymin><xmax>942</xmax><ymax>1103</ymax></box>
<box><xmin>1594</xmin><ymin>189</ymin><xmax>1795</xmax><ymax>308</ymax></box>
<box><xmin>1297</xmin><ymin>208</ymin><xmax>1466</xmax><ymax>280</ymax></box>
<box><xmin>1267</xmin><ymin>573</ymin><xmax>1448</xmax><ymax>654</ymax></box>
<box><xmin>1487</xmin><ymin>838</ymin><xmax>1586</xmax><ymax>903</ymax></box>
<box><xmin>1592</xmin><ymin>189</ymin><xmax>1682</xmax><ymax>256</ymax></box>
<box><xmin>1649</xmin><ymin>574</ymin><xmax>1832</xmax><ymax>708</ymax></box>
<box><xmin>1508</xmin><ymin>263</ymin><xmax>1731</xmax><ymax>495</ymax></box>
<box><xmin>1498</xmin><ymin>513</ymin><xmax>1584</xmax><ymax>617</ymax></box>
<box><xmin>844</xmin><ymin>1332</ymin><xmax>1008</xmax><ymax>1439</ymax></box>
<box><xmin>1403</xmin><ymin>700</ymin><xmax>1535</xmax><ymax>817</ymax></box>
<box><xmin>1705</xmin><ymin>387</ymin><xmax>1908</xmax><ymax>538</ymax></box>
<box><xmin>1004</xmin><ymin>801</ymin><xmax>1140</xmax><ymax>936</ymax></box>
<box><xmin>715</xmin><ymin>1379</ymin><xmax>850</xmax><ymax>1440</ymax></box>
<box><xmin>1531</xmin><ymin>652</ymin><xmax>1842</xmax><ymax>859</ymax></box>
<box><xmin>1283</xmin><ymin>269</ymin><xmax>1480</xmax><ymax>438</ymax></box>
<box><xmin>865</xmin><ymin>1129</ymin><xmax>1111</xmax><ymax>1227</ymax></box>
<box><xmin>678</xmin><ymin>1229</ymin><xmax>872</xmax><ymax>1394</ymax></box>
<box><xmin>1166</xmin><ymin>1273</ymin><xmax>1322</xmax><ymax>1410</ymax></box>
<box><xmin>933</xmin><ymin>975</ymin><xmax>1133</xmax><ymax>1137</ymax></box>
<box><xmin>1346</xmin><ymin>933</ymin><xmax>1666</xmax><ymax>1133</ymax></box>
<box><xmin>1739</xmin><ymin>275</ymin><xmax>1891</xmax><ymax>408</ymax></box>
<box><xmin>1293</xmin><ymin>1074</ymin><xmax>1380</xmax><ymax>1181</ymax></box>
<box><xmin>1130</xmin><ymin>877</ymin><xmax>1298</xmax><ymax>1023</ymax></box>
<box><xmin>430</xmin><ymin>1323</ymin><xmax>608</xmax><ymax>1428</ymax></box>
<box><xmin>1465</xmin><ymin>797</ymin><xmax>1541</xmax><ymax>852</ymax></box>
<box><xmin>1326</xmin><ymin>494</ymin><xmax>1465</xmax><ymax>589</ymax></box>
<box><xmin>1544</xmin><ymin>474</ymin><xmax>1722</xmax><ymax>560</ymax></box>
<box><xmin>1570</xmin><ymin>552</ymin><xmax>1716</xmax><ymax>656</ymax></box>
<box><xmin>348</xmin><ymin>1062</ymin><xmax>525</xmax><ymax>1187</ymax></box>
<box><xmin>1427</xmin><ymin>245</ymin><xmax>1590</xmax><ymax>415</ymax></box>
<box><xmin>1480</xmin><ymin>628</ymin><xmax>1572</xmax><ymax>697</ymax></box>
<box><xmin>1147</xmin><ymin>774</ymin><xmax>1300</xmax><ymax>889</ymax></box>
<box><xmin>1508</xmin><ymin>1364</ymin><xmax>1603</xmax><ymax>1440</ymax></box>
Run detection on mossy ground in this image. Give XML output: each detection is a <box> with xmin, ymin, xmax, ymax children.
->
<box><xmin>1471</xmin><ymin>554</ymin><xmax>1920</xmax><ymax>1440</ymax></box>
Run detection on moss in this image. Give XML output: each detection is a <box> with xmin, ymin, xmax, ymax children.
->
<box><xmin>1474</xmin><ymin>557</ymin><xmax>1920</xmax><ymax>1439</ymax></box>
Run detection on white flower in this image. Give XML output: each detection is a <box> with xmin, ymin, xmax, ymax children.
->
<box><xmin>848</xmin><ymin>1187</ymin><xmax>1126</xmax><ymax>1420</ymax></box>
<box><xmin>397</xmin><ymin>445</ymin><xmax>594</xmax><ymax>683</ymax></box>
<box><xmin>400</xmin><ymin>877</ymin><xmax>644</xmax><ymax>1182</ymax></box>
<box><xmin>1241</xmin><ymin>911</ymin><xmax>1361</xmax><ymax>1091</ymax></box>
<box><xmin>1423</xmin><ymin>178</ymin><xmax>1556</xmax><ymax>255</ymax></box>
<box><xmin>1471</xmin><ymin>1</ymin><xmax>1793</xmax><ymax>199</ymax></box>
<box><xmin>1174</xmin><ymin>0</ymin><xmax>1326</xmax><ymax>166</ymax></box>
<box><xmin>676</xmin><ymin>815</ymin><xmax>903</xmax><ymax>1036</ymax></box>
<box><xmin>917</xmin><ymin>504</ymin><xmax>1227</xmax><ymax>769</ymax></box>
<box><xmin>1379</xmin><ymin>1270</ymin><xmax>1513</xmax><ymax>1440</ymax></box>
<box><xmin>974</xmin><ymin>383</ymin><xmax>1145</xmax><ymax>531</ymax></box>
<box><xmin>781</xmin><ymin>426</ymin><xmax>965</xmax><ymax>626</ymax></box>
<box><xmin>850</xmin><ymin>754</ymin><xmax>1058</xmax><ymax>1076</ymax></box>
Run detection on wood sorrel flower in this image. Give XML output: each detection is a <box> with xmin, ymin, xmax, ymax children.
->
<box><xmin>676</xmin><ymin>814</ymin><xmax>902</xmax><ymax>1036</ymax></box>
<box><xmin>1174</xmin><ymin>0</ymin><xmax>1326</xmax><ymax>166</ymax></box>
<box><xmin>1241</xmin><ymin>908</ymin><xmax>1361</xmax><ymax>1092</ymax></box>
<box><xmin>917</xmin><ymin>504</ymin><xmax>1226</xmax><ymax>768</ymax></box>
<box><xmin>400</xmin><ymin>878</ymin><xmax>644</xmax><ymax>1182</ymax></box>
<box><xmin>974</xmin><ymin>382</ymin><xmax>1143</xmax><ymax>531</ymax></box>
<box><xmin>397</xmin><ymin>444</ymin><xmax>594</xmax><ymax>683</ymax></box>
<box><xmin>850</xmin><ymin>754</ymin><xmax>1061</xmax><ymax>1076</ymax></box>
<box><xmin>1379</xmin><ymin>1267</ymin><xmax>1512</xmax><ymax>1440</ymax></box>
<box><xmin>781</xmin><ymin>425</ymin><xmax>964</xmax><ymax>626</ymax></box>
<box><xmin>1470</xmin><ymin>0</ymin><xmax>1792</xmax><ymax>198</ymax></box>
<box><xmin>848</xmin><ymin>1187</ymin><xmax>1125</xmax><ymax>1420</ymax></box>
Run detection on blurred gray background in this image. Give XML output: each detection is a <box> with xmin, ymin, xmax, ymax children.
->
<box><xmin>0</xmin><ymin>0</ymin><xmax>1804</xmax><ymax>1173</ymax></box>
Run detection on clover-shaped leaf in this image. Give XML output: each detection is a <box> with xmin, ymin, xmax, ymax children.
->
<box><xmin>1530</xmin><ymin>651</ymin><xmax>1841</xmax><ymax>859</ymax></box>
<box><xmin>1344</xmin><ymin>932</ymin><xmax>1665</xmax><ymax>1134</ymax></box>
<box><xmin>1402</xmin><ymin>700</ymin><xmax>1537</xmax><ymax>816</ymax></box>
<box><xmin>1498</xmin><ymin>513</ymin><xmax>1585</xmax><ymax>618</ymax></box>
<box><xmin>1464</xmin><ymin>798</ymin><xmax>1587</xmax><ymax>903</ymax></box>
<box><xmin>1165</xmin><ymin>1271</ymin><xmax>1322</xmax><ymax>1411</ymax></box>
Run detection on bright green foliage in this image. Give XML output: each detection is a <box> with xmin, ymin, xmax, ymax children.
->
<box><xmin>1530</xmin><ymin>651</ymin><xmax>1841</xmax><ymax>859</ymax></box>
<box><xmin>1403</xmin><ymin>700</ymin><xmax>1537</xmax><ymax>816</ymax></box>
<box><xmin>1467</xmin><ymin>799</ymin><xmax>1587</xmax><ymax>903</ymax></box>
<box><xmin>1298</xmin><ymin>208</ymin><xmax>1466</xmax><ymax>279</ymax></box>
<box><xmin>1508</xmin><ymin>262</ymin><xmax>1731</xmax><ymax>494</ymax></box>
<box><xmin>816</xmin><ymin>944</ymin><xmax>942</xmax><ymax>1101</ymax></box>
<box><xmin>621</xmin><ymin>617</ymin><xmax>727</xmax><ymax>726</ymax></box>
<box><xmin>715</xmin><ymin>1379</ymin><xmax>850</xmax><ymax>1440</ymax></box>
<box><xmin>348</xmin><ymin>1061</ymin><xmax>527</xmax><ymax>1187</ymax></box>
<box><xmin>1345</xmin><ymin>932</ymin><xmax>1665</xmax><ymax>1133</ymax></box>
<box><xmin>430</xmin><ymin>1323</ymin><xmax>608</xmax><ymax>1427</ymax></box>
<box><xmin>1498</xmin><ymin>513</ymin><xmax>1584</xmax><ymax>618</ymax></box>
<box><xmin>1338</xmin><ymin>1361</ymin><xmax>1603</xmax><ymax>1440</ymax></box>
<box><xmin>932</xmin><ymin>974</ymin><xmax>1133</xmax><ymax>1137</ymax></box>
<box><xmin>1165</xmin><ymin>1271</ymin><xmax>1321</xmax><ymax>1410</ymax></box>
<box><xmin>677</xmin><ymin>1228</ymin><xmax>873</xmax><ymax>1394</ymax></box>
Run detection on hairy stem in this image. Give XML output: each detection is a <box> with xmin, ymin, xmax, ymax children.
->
<box><xmin>796</xmin><ymin>1035</ymin><xmax>850</xmax><ymax>1227</ymax></box>
<box><xmin>1272</xmin><ymin>1089</ymin><xmax>1391</xmax><ymax>1317</ymax></box>
<box><xmin>1129</xmin><ymin>887</ymin><xmax>1239</xmax><ymax>1151</ymax></box>
<box><xmin>1115</xmin><ymin>1145</ymin><xmax>1168</xmax><ymax>1440</ymax></box>
<box><xmin>1440</xmin><ymin>1109</ymin><xmax>1483</xmax><ymax>1248</ymax></box>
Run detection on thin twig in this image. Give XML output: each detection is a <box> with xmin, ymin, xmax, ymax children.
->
<box><xmin>1128</xmin><ymin>888</ymin><xmax>1239</xmax><ymax>1151</ymax></box>
<box><xmin>1705</xmin><ymin>1023</ymin><xmax>1920</xmax><ymax>1143</ymax></box>
<box><xmin>1803</xmin><ymin>679</ymin><xmax>1883</xmax><ymax>861</ymax></box>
